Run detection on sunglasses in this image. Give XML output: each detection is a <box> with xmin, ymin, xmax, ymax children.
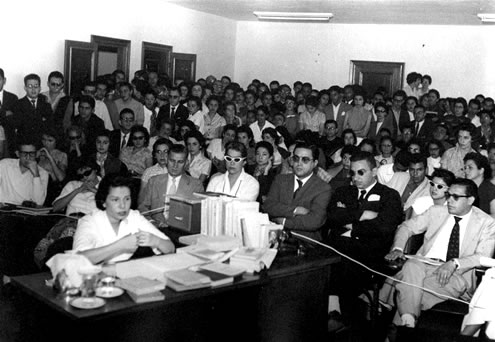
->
<box><xmin>291</xmin><ymin>155</ymin><xmax>313</xmax><ymax>164</ymax></box>
<box><xmin>78</xmin><ymin>169</ymin><xmax>93</xmax><ymax>178</ymax></box>
<box><xmin>429</xmin><ymin>181</ymin><xmax>447</xmax><ymax>190</ymax></box>
<box><xmin>446</xmin><ymin>192</ymin><xmax>470</xmax><ymax>201</ymax></box>
<box><xmin>69</xmin><ymin>136</ymin><xmax>81</xmax><ymax>140</ymax></box>
<box><xmin>50</xmin><ymin>82</ymin><xmax>62</xmax><ymax>87</ymax></box>
<box><xmin>19</xmin><ymin>151</ymin><xmax>36</xmax><ymax>158</ymax></box>
<box><xmin>349</xmin><ymin>169</ymin><xmax>368</xmax><ymax>177</ymax></box>
<box><xmin>224</xmin><ymin>155</ymin><xmax>246</xmax><ymax>163</ymax></box>
<box><xmin>132</xmin><ymin>136</ymin><xmax>145</xmax><ymax>140</ymax></box>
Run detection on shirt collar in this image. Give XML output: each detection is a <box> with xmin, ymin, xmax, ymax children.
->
<box><xmin>359</xmin><ymin>180</ymin><xmax>377</xmax><ymax>195</ymax></box>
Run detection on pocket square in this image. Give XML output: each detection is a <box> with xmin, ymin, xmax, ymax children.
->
<box><xmin>368</xmin><ymin>194</ymin><xmax>381</xmax><ymax>201</ymax></box>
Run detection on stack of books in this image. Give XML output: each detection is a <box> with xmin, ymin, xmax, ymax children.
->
<box><xmin>117</xmin><ymin>276</ymin><xmax>166</xmax><ymax>303</ymax></box>
<box><xmin>230</xmin><ymin>247</ymin><xmax>278</xmax><ymax>274</ymax></box>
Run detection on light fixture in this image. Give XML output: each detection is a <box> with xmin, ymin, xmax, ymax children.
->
<box><xmin>253</xmin><ymin>11</ymin><xmax>333</xmax><ymax>22</ymax></box>
<box><xmin>477</xmin><ymin>13</ymin><xmax>495</xmax><ymax>23</ymax></box>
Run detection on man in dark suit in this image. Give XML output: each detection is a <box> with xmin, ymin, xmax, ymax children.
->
<box><xmin>380</xmin><ymin>178</ymin><xmax>495</xmax><ymax>328</ymax></box>
<box><xmin>411</xmin><ymin>105</ymin><xmax>435</xmax><ymax>143</ymax></box>
<box><xmin>71</xmin><ymin>95</ymin><xmax>105</xmax><ymax>155</ymax></box>
<box><xmin>139</xmin><ymin>144</ymin><xmax>204</xmax><ymax>227</ymax></box>
<box><xmin>390</xmin><ymin>90</ymin><xmax>411</xmax><ymax>135</ymax></box>
<box><xmin>10</xmin><ymin>73</ymin><xmax>53</xmax><ymax>147</ymax></box>
<box><xmin>109</xmin><ymin>108</ymin><xmax>135</xmax><ymax>157</ymax></box>
<box><xmin>263</xmin><ymin>142</ymin><xmax>332</xmax><ymax>241</ymax></box>
<box><xmin>326</xmin><ymin>151</ymin><xmax>403</xmax><ymax>329</ymax></box>
<box><xmin>156</xmin><ymin>87</ymin><xmax>189</xmax><ymax>130</ymax></box>
<box><xmin>0</xmin><ymin>68</ymin><xmax>19</xmax><ymax>157</ymax></box>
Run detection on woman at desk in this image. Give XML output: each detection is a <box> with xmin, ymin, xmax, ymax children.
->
<box><xmin>206</xmin><ymin>141</ymin><xmax>259</xmax><ymax>201</ymax></box>
<box><xmin>73</xmin><ymin>174</ymin><xmax>174</xmax><ymax>264</ymax></box>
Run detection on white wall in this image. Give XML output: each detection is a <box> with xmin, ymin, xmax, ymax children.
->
<box><xmin>2</xmin><ymin>0</ymin><xmax>237</xmax><ymax>96</ymax></box>
<box><xmin>234</xmin><ymin>22</ymin><xmax>495</xmax><ymax>99</ymax></box>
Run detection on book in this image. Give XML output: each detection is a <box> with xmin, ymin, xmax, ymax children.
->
<box><xmin>177</xmin><ymin>245</ymin><xmax>225</xmax><ymax>261</ymax></box>
<box><xmin>116</xmin><ymin>276</ymin><xmax>166</xmax><ymax>296</ymax></box>
<box><xmin>196</xmin><ymin>235</ymin><xmax>242</xmax><ymax>251</ymax></box>
<box><xmin>199</xmin><ymin>262</ymin><xmax>245</xmax><ymax>278</ymax></box>
<box><xmin>233</xmin><ymin>247</ymin><xmax>268</xmax><ymax>261</ymax></box>
<box><xmin>166</xmin><ymin>278</ymin><xmax>211</xmax><ymax>292</ymax></box>
<box><xmin>230</xmin><ymin>248</ymin><xmax>278</xmax><ymax>274</ymax></box>
<box><xmin>195</xmin><ymin>269</ymin><xmax>234</xmax><ymax>287</ymax></box>
<box><xmin>126</xmin><ymin>290</ymin><xmax>165</xmax><ymax>303</ymax></box>
<box><xmin>165</xmin><ymin>269</ymin><xmax>211</xmax><ymax>286</ymax></box>
<box><xmin>178</xmin><ymin>234</ymin><xmax>208</xmax><ymax>246</ymax></box>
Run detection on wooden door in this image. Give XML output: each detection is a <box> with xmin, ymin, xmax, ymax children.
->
<box><xmin>350</xmin><ymin>61</ymin><xmax>404</xmax><ymax>98</ymax></box>
<box><xmin>172</xmin><ymin>53</ymin><xmax>196</xmax><ymax>84</ymax></box>
<box><xmin>142</xmin><ymin>42</ymin><xmax>173</xmax><ymax>76</ymax></box>
<box><xmin>64</xmin><ymin>40</ymin><xmax>97</xmax><ymax>96</ymax></box>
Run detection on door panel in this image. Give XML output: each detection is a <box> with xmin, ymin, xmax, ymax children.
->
<box><xmin>351</xmin><ymin>61</ymin><xmax>404</xmax><ymax>98</ymax></box>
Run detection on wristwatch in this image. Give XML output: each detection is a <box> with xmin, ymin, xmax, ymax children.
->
<box><xmin>449</xmin><ymin>259</ymin><xmax>460</xmax><ymax>270</ymax></box>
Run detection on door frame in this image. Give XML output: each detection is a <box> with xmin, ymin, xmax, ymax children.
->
<box><xmin>350</xmin><ymin>60</ymin><xmax>404</xmax><ymax>96</ymax></box>
<box><xmin>141</xmin><ymin>41</ymin><xmax>173</xmax><ymax>76</ymax></box>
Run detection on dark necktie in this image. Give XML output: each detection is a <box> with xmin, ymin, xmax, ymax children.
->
<box><xmin>31</xmin><ymin>99</ymin><xmax>36</xmax><ymax>109</ymax></box>
<box><xmin>293</xmin><ymin>179</ymin><xmax>303</xmax><ymax>199</ymax></box>
<box><xmin>415</xmin><ymin>122</ymin><xmax>419</xmax><ymax>136</ymax></box>
<box><xmin>170</xmin><ymin>106</ymin><xmax>176</xmax><ymax>119</ymax></box>
<box><xmin>446</xmin><ymin>216</ymin><xmax>462</xmax><ymax>261</ymax></box>
<box><xmin>121</xmin><ymin>134</ymin><xmax>127</xmax><ymax>149</ymax></box>
<box><xmin>150</xmin><ymin>109</ymin><xmax>157</xmax><ymax>135</ymax></box>
<box><xmin>358</xmin><ymin>189</ymin><xmax>367</xmax><ymax>203</ymax></box>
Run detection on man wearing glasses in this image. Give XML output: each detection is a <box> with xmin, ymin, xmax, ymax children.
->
<box><xmin>326</xmin><ymin>151</ymin><xmax>402</xmax><ymax>331</ymax></box>
<box><xmin>41</xmin><ymin>71</ymin><xmax>71</xmax><ymax>132</ymax></box>
<box><xmin>263</xmin><ymin>142</ymin><xmax>331</xmax><ymax>240</ymax></box>
<box><xmin>380</xmin><ymin>178</ymin><xmax>495</xmax><ymax>329</ymax></box>
<box><xmin>11</xmin><ymin>73</ymin><xmax>53</xmax><ymax>147</ymax></box>
<box><xmin>0</xmin><ymin>139</ymin><xmax>49</xmax><ymax>205</ymax></box>
<box><xmin>109</xmin><ymin>109</ymin><xmax>135</xmax><ymax>157</ymax></box>
<box><xmin>156</xmin><ymin>87</ymin><xmax>189</xmax><ymax>130</ymax></box>
<box><xmin>139</xmin><ymin>144</ymin><xmax>203</xmax><ymax>227</ymax></box>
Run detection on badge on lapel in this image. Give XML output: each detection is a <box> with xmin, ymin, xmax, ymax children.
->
<box><xmin>368</xmin><ymin>194</ymin><xmax>381</xmax><ymax>201</ymax></box>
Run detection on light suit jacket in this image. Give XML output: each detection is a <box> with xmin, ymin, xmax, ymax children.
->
<box><xmin>393</xmin><ymin>205</ymin><xmax>495</xmax><ymax>296</ymax></box>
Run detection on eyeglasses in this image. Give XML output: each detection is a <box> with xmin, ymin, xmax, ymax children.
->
<box><xmin>19</xmin><ymin>151</ymin><xmax>36</xmax><ymax>158</ymax></box>
<box><xmin>68</xmin><ymin>136</ymin><xmax>81</xmax><ymax>140</ymax></box>
<box><xmin>78</xmin><ymin>169</ymin><xmax>93</xmax><ymax>178</ymax></box>
<box><xmin>291</xmin><ymin>155</ymin><xmax>314</xmax><ymax>164</ymax></box>
<box><xmin>429</xmin><ymin>181</ymin><xmax>447</xmax><ymax>190</ymax></box>
<box><xmin>26</xmin><ymin>84</ymin><xmax>40</xmax><ymax>89</ymax></box>
<box><xmin>50</xmin><ymin>82</ymin><xmax>62</xmax><ymax>87</ymax></box>
<box><xmin>224</xmin><ymin>155</ymin><xmax>246</xmax><ymax>163</ymax></box>
<box><xmin>132</xmin><ymin>136</ymin><xmax>145</xmax><ymax>140</ymax></box>
<box><xmin>349</xmin><ymin>169</ymin><xmax>367</xmax><ymax>177</ymax></box>
<box><xmin>446</xmin><ymin>192</ymin><xmax>470</xmax><ymax>201</ymax></box>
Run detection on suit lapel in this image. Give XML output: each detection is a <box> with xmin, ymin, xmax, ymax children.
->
<box><xmin>460</xmin><ymin>211</ymin><xmax>479</xmax><ymax>256</ymax></box>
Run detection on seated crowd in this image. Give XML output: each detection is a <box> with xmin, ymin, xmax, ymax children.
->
<box><xmin>1</xmin><ymin>68</ymin><xmax>495</xmax><ymax>337</ymax></box>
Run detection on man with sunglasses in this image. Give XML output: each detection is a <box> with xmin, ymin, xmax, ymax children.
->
<box><xmin>41</xmin><ymin>71</ymin><xmax>71</xmax><ymax>133</ymax></box>
<box><xmin>380</xmin><ymin>178</ymin><xmax>495</xmax><ymax>329</ymax></box>
<box><xmin>139</xmin><ymin>144</ymin><xmax>204</xmax><ymax>227</ymax></box>
<box><xmin>263</xmin><ymin>142</ymin><xmax>331</xmax><ymax>240</ymax></box>
<box><xmin>156</xmin><ymin>87</ymin><xmax>189</xmax><ymax>130</ymax></box>
<box><xmin>326</xmin><ymin>151</ymin><xmax>403</xmax><ymax>331</ymax></box>
<box><xmin>0</xmin><ymin>139</ymin><xmax>49</xmax><ymax>205</ymax></box>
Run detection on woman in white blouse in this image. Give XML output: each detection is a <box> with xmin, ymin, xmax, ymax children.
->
<box><xmin>206</xmin><ymin>141</ymin><xmax>259</xmax><ymax>201</ymax></box>
<box><xmin>185</xmin><ymin>130</ymin><xmax>212</xmax><ymax>184</ymax></box>
<box><xmin>73</xmin><ymin>175</ymin><xmax>174</xmax><ymax>264</ymax></box>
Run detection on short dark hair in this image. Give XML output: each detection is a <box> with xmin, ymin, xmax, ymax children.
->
<box><xmin>118</xmin><ymin>82</ymin><xmax>133</xmax><ymax>91</ymax></box>
<box><xmin>96</xmin><ymin>129</ymin><xmax>111</xmax><ymax>140</ymax></box>
<box><xmin>169</xmin><ymin>144</ymin><xmax>188</xmax><ymax>157</ymax></box>
<box><xmin>451</xmin><ymin>178</ymin><xmax>478</xmax><ymax>199</ymax></box>
<box><xmin>394</xmin><ymin>150</ymin><xmax>412</xmax><ymax>169</ymax></box>
<box><xmin>464</xmin><ymin>152</ymin><xmax>490</xmax><ymax>179</ymax></box>
<box><xmin>325</xmin><ymin>119</ymin><xmax>338</xmax><ymax>128</ymax></box>
<box><xmin>119</xmin><ymin>108</ymin><xmax>135</xmax><ymax>120</ymax></box>
<box><xmin>187</xmin><ymin>96</ymin><xmax>202</xmax><ymax>109</ymax></box>
<box><xmin>341</xmin><ymin>145</ymin><xmax>360</xmax><ymax>157</ymax></box>
<box><xmin>422</xmin><ymin>75</ymin><xmax>432</xmax><ymax>84</ymax></box>
<box><xmin>341</xmin><ymin>128</ymin><xmax>357</xmax><ymax>145</ymax></box>
<box><xmin>305</xmin><ymin>96</ymin><xmax>319</xmax><ymax>108</ymax></box>
<box><xmin>262</xmin><ymin>127</ymin><xmax>279</xmax><ymax>145</ymax></box>
<box><xmin>95</xmin><ymin>175</ymin><xmax>135</xmax><ymax>210</ymax></box>
<box><xmin>0</xmin><ymin>68</ymin><xmax>4</xmax><ymax>79</ymax></box>
<box><xmin>236</xmin><ymin>125</ymin><xmax>254</xmax><ymax>146</ymax></box>
<box><xmin>294</xmin><ymin>142</ymin><xmax>319</xmax><ymax>161</ymax></box>
<box><xmin>430</xmin><ymin>168</ymin><xmax>455</xmax><ymax>187</ymax></box>
<box><xmin>359</xmin><ymin>139</ymin><xmax>377</xmax><ymax>154</ymax></box>
<box><xmin>225</xmin><ymin>141</ymin><xmax>247</xmax><ymax>158</ymax></box>
<box><xmin>130</xmin><ymin>125</ymin><xmax>150</xmax><ymax>147</ymax></box>
<box><xmin>152</xmin><ymin>138</ymin><xmax>172</xmax><ymax>155</ymax></box>
<box><xmin>24</xmin><ymin>73</ymin><xmax>41</xmax><ymax>85</ymax></box>
<box><xmin>350</xmin><ymin>151</ymin><xmax>377</xmax><ymax>169</ymax></box>
<box><xmin>255</xmin><ymin>141</ymin><xmax>274</xmax><ymax>156</ymax></box>
<box><xmin>223</xmin><ymin>124</ymin><xmax>237</xmax><ymax>136</ymax></box>
<box><xmin>185</xmin><ymin>130</ymin><xmax>206</xmax><ymax>149</ymax></box>
<box><xmin>457</xmin><ymin>123</ymin><xmax>476</xmax><ymax>137</ymax></box>
<box><xmin>409</xmin><ymin>153</ymin><xmax>427</xmax><ymax>168</ymax></box>
<box><xmin>79</xmin><ymin>95</ymin><xmax>95</xmax><ymax>109</ymax></box>
<box><xmin>428</xmin><ymin>89</ymin><xmax>440</xmax><ymax>99</ymax></box>
<box><xmin>48</xmin><ymin>71</ymin><xmax>64</xmax><ymax>82</ymax></box>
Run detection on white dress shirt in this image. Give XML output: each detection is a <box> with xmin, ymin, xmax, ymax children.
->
<box><xmin>206</xmin><ymin>169</ymin><xmax>259</xmax><ymax>201</ymax></box>
<box><xmin>0</xmin><ymin>159</ymin><xmax>49</xmax><ymax>205</ymax></box>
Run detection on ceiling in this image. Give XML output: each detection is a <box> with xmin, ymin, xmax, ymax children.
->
<box><xmin>167</xmin><ymin>0</ymin><xmax>495</xmax><ymax>25</ymax></box>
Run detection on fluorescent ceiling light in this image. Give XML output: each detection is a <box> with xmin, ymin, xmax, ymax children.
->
<box><xmin>477</xmin><ymin>13</ymin><xmax>495</xmax><ymax>22</ymax></box>
<box><xmin>253</xmin><ymin>11</ymin><xmax>333</xmax><ymax>22</ymax></box>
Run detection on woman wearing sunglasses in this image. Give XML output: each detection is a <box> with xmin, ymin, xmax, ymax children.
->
<box><xmin>206</xmin><ymin>141</ymin><xmax>259</xmax><ymax>201</ymax></box>
<box><xmin>463</xmin><ymin>152</ymin><xmax>495</xmax><ymax>217</ymax></box>
<box><xmin>409</xmin><ymin>168</ymin><xmax>455</xmax><ymax>218</ymax></box>
<box><xmin>119</xmin><ymin>125</ymin><xmax>152</xmax><ymax>177</ymax></box>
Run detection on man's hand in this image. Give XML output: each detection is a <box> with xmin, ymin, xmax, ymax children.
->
<box><xmin>137</xmin><ymin>231</ymin><xmax>160</xmax><ymax>248</ymax></box>
<box><xmin>293</xmin><ymin>206</ymin><xmax>309</xmax><ymax>216</ymax></box>
<box><xmin>25</xmin><ymin>160</ymin><xmax>40</xmax><ymax>177</ymax></box>
<box><xmin>360</xmin><ymin>210</ymin><xmax>378</xmax><ymax>221</ymax></box>
<box><xmin>433</xmin><ymin>261</ymin><xmax>457</xmax><ymax>287</ymax></box>
<box><xmin>384</xmin><ymin>249</ymin><xmax>405</xmax><ymax>261</ymax></box>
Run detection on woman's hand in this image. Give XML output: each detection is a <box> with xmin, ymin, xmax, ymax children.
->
<box><xmin>80</xmin><ymin>178</ymin><xmax>98</xmax><ymax>193</ymax></box>
<box><xmin>264</xmin><ymin>159</ymin><xmax>273</xmax><ymax>175</ymax></box>
<box><xmin>117</xmin><ymin>234</ymin><xmax>138</xmax><ymax>253</ymax></box>
<box><xmin>136</xmin><ymin>231</ymin><xmax>159</xmax><ymax>248</ymax></box>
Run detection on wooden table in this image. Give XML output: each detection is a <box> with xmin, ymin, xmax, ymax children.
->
<box><xmin>12</xmin><ymin>245</ymin><xmax>339</xmax><ymax>342</ymax></box>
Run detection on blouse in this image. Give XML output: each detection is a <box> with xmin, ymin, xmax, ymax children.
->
<box><xmin>120</xmin><ymin>147</ymin><xmax>153</xmax><ymax>176</ymax></box>
<box><xmin>206</xmin><ymin>169</ymin><xmax>259</xmax><ymax>201</ymax></box>
<box><xmin>188</xmin><ymin>153</ymin><xmax>212</xmax><ymax>179</ymax></box>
